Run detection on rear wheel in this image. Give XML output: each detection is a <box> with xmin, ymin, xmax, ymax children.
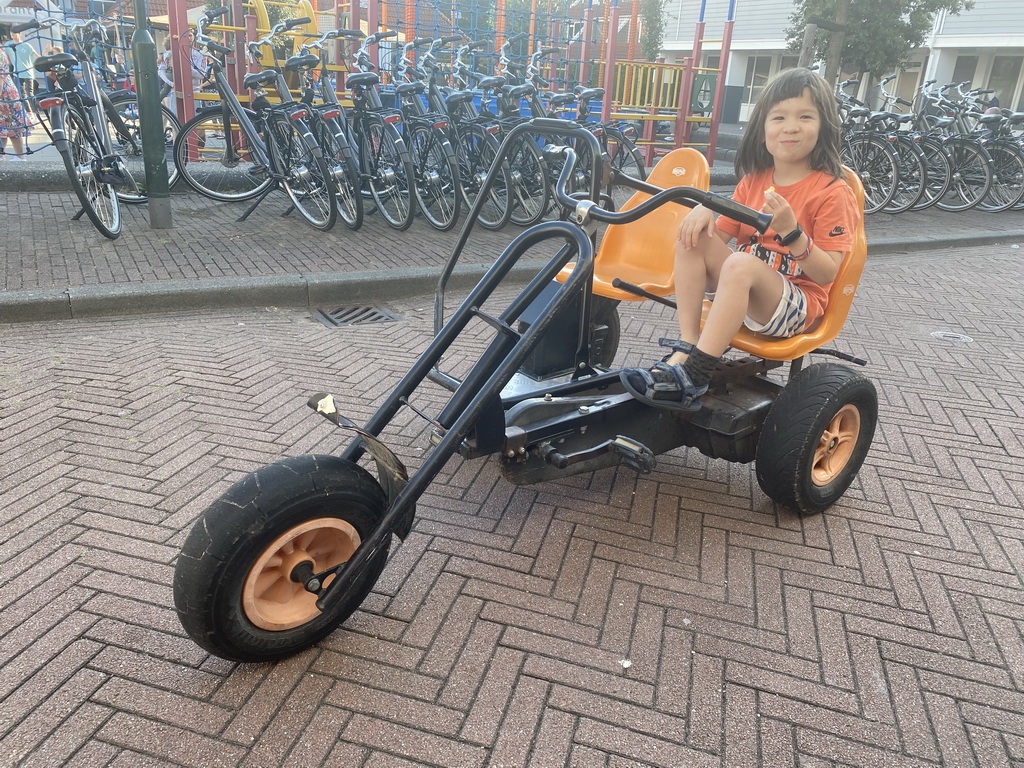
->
<box><xmin>935</xmin><ymin>137</ymin><xmax>993</xmax><ymax>212</ymax></box>
<box><xmin>314</xmin><ymin>117</ymin><xmax>364</xmax><ymax>230</ymax></box>
<box><xmin>408</xmin><ymin>123</ymin><xmax>461</xmax><ymax>231</ymax></box>
<box><xmin>755</xmin><ymin>363</ymin><xmax>877</xmax><ymax>515</ymax></box>
<box><xmin>911</xmin><ymin>136</ymin><xmax>952</xmax><ymax>211</ymax></box>
<box><xmin>174</xmin><ymin>107</ymin><xmax>273</xmax><ymax>202</ymax></box>
<box><xmin>361</xmin><ymin>117</ymin><xmax>415</xmax><ymax>230</ymax></box>
<box><xmin>976</xmin><ymin>140</ymin><xmax>1024</xmax><ymax>212</ymax></box>
<box><xmin>840</xmin><ymin>133</ymin><xmax>898</xmax><ymax>214</ymax></box>
<box><xmin>455</xmin><ymin>124</ymin><xmax>512</xmax><ymax>230</ymax></box>
<box><xmin>173</xmin><ymin>455</ymin><xmax>389</xmax><ymax>663</ymax></box>
<box><xmin>267</xmin><ymin>114</ymin><xmax>337</xmax><ymax>231</ymax></box>
<box><xmin>506</xmin><ymin>133</ymin><xmax>549</xmax><ymax>227</ymax></box>
<box><xmin>605</xmin><ymin>127</ymin><xmax>647</xmax><ymax>211</ymax></box>
<box><xmin>881</xmin><ymin>135</ymin><xmax>927</xmax><ymax>214</ymax></box>
<box><xmin>62</xmin><ymin>107</ymin><xmax>122</xmax><ymax>239</ymax></box>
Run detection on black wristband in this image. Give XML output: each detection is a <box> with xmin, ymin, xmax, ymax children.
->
<box><xmin>776</xmin><ymin>224</ymin><xmax>803</xmax><ymax>247</ymax></box>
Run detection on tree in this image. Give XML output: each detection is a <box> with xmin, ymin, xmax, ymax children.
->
<box><xmin>639</xmin><ymin>0</ymin><xmax>669</xmax><ymax>61</ymax></box>
<box><xmin>785</xmin><ymin>0</ymin><xmax>974</xmax><ymax>79</ymax></box>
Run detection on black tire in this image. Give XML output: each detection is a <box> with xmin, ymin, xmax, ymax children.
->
<box><xmin>173</xmin><ymin>455</ymin><xmax>389</xmax><ymax>663</ymax></box>
<box><xmin>840</xmin><ymin>133</ymin><xmax>898</xmax><ymax>214</ymax></box>
<box><xmin>455</xmin><ymin>124</ymin><xmax>512</xmax><ymax>230</ymax></box>
<box><xmin>976</xmin><ymin>140</ymin><xmax>1024</xmax><ymax>212</ymax></box>
<box><xmin>604</xmin><ymin>127</ymin><xmax>647</xmax><ymax>211</ymax></box>
<box><xmin>506</xmin><ymin>132</ymin><xmax>549</xmax><ymax>227</ymax></box>
<box><xmin>755</xmin><ymin>363</ymin><xmax>877</xmax><ymax>515</ymax></box>
<box><xmin>61</xmin><ymin>107</ymin><xmax>122</xmax><ymax>239</ymax></box>
<box><xmin>267</xmin><ymin>114</ymin><xmax>337</xmax><ymax>231</ymax></box>
<box><xmin>106</xmin><ymin>94</ymin><xmax>181</xmax><ymax>203</ymax></box>
<box><xmin>315</xmin><ymin>116</ymin><xmax>364</xmax><ymax>230</ymax></box>
<box><xmin>911</xmin><ymin>136</ymin><xmax>952</xmax><ymax>211</ymax></box>
<box><xmin>408</xmin><ymin>123</ymin><xmax>461</xmax><ymax>230</ymax></box>
<box><xmin>881</xmin><ymin>135</ymin><xmax>927</xmax><ymax>214</ymax></box>
<box><xmin>361</xmin><ymin>117</ymin><xmax>415</xmax><ymax>230</ymax></box>
<box><xmin>935</xmin><ymin>137</ymin><xmax>993</xmax><ymax>212</ymax></box>
<box><xmin>174</xmin><ymin>107</ymin><xmax>274</xmax><ymax>202</ymax></box>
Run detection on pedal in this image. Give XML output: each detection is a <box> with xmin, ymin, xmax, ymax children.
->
<box><xmin>610</xmin><ymin>435</ymin><xmax>656</xmax><ymax>474</ymax></box>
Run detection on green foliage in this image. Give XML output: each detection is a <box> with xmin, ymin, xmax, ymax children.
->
<box><xmin>639</xmin><ymin>0</ymin><xmax>668</xmax><ymax>61</ymax></box>
<box><xmin>785</xmin><ymin>0</ymin><xmax>974</xmax><ymax>76</ymax></box>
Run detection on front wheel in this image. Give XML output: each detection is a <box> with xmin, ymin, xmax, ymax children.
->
<box><xmin>173</xmin><ymin>455</ymin><xmax>389</xmax><ymax>663</ymax></box>
<box><xmin>61</xmin><ymin>106</ymin><xmax>122</xmax><ymax>239</ymax></box>
<box><xmin>106</xmin><ymin>94</ymin><xmax>181</xmax><ymax>203</ymax></box>
<box><xmin>267</xmin><ymin>114</ymin><xmax>337</xmax><ymax>231</ymax></box>
<box><xmin>173</xmin><ymin>107</ymin><xmax>273</xmax><ymax>202</ymax></box>
<box><xmin>840</xmin><ymin>133</ymin><xmax>898</xmax><ymax>215</ymax></box>
<box><xmin>934</xmin><ymin>137</ymin><xmax>993</xmax><ymax>212</ymax></box>
<box><xmin>408</xmin><ymin>123</ymin><xmax>461</xmax><ymax>231</ymax></box>
<box><xmin>755</xmin><ymin>363</ymin><xmax>877</xmax><ymax>515</ymax></box>
<box><xmin>360</xmin><ymin>117</ymin><xmax>415</xmax><ymax>230</ymax></box>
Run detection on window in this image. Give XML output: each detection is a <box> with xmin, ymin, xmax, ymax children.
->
<box><xmin>744</xmin><ymin>56</ymin><xmax>772</xmax><ymax>104</ymax></box>
<box><xmin>951</xmin><ymin>55</ymin><xmax>979</xmax><ymax>89</ymax></box>
<box><xmin>989</xmin><ymin>55</ymin><xmax>1023</xmax><ymax>109</ymax></box>
<box><xmin>780</xmin><ymin>55</ymin><xmax>799</xmax><ymax>72</ymax></box>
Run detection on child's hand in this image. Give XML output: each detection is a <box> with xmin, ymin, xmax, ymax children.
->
<box><xmin>761</xmin><ymin>188</ymin><xmax>798</xmax><ymax>238</ymax></box>
<box><xmin>677</xmin><ymin>204</ymin><xmax>716</xmax><ymax>250</ymax></box>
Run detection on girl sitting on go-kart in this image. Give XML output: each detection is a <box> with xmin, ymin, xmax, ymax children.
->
<box><xmin>620</xmin><ymin>67</ymin><xmax>858</xmax><ymax>411</ymax></box>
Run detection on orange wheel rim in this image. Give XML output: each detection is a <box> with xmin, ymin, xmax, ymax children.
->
<box><xmin>242</xmin><ymin>518</ymin><xmax>360</xmax><ymax>631</ymax></box>
<box><xmin>811</xmin><ymin>404</ymin><xmax>861</xmax><ymax>487</ymax></box>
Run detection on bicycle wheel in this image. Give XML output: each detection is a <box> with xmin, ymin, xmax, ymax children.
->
<box><xmin>408</xmin><ymin>123</ymin><xmax>461</xmax><ymax>231</ymax></box>
<box><xmin>454</xmin><ymin>124</ymin><xmax>512</xmax><ymax>230</ymax></box>
<box><xmin>360</xmin><ymin>116</ymin><xmax>414</xmax><ymax>230</ymax></box>
<box><xmin>314</xmin><ymin>117</ymin><xmax>363</xmax><ymax>230</ymax></box>
<box><xmin>265</xmin><ymin>114</ymin><xmax>337</xmax><ymax>231</ymax></box>
<box><xmin>61</xmin><ymin>107</ymin><xmax>122</xmax><ymax>239</ymax></box>
<box><xmin>174</xmin><ymin>107</ymin><xmax>273</xmax><ymax>202</ymax></box>
<box><xmin>911</xmin><ymin>136</ymin><xmax>952</xmax><ymax>211</ymax></box>
<box><xmin>604</xmin><ymin>127</ymin><xmax>647</xmax><ymax>211</ymax></box>
<box><xmin>840</xmin><ymin>133</ymin><xmax>898</xmax><ymax>214</ymax></box>
<box><xmin>882</xmin><ymin>135</ymin><xmax>927</xmax><ymax>214</ymax></box>
<box><xmin>506</xmin><ymin>132</ymin><xmax>549</xmax><ymax>227</ymax></box>
<box><xmin>935</xmin><ymin>137</ymin><xmax>993</xmax><ymax>212</ymax></box>
<box><xmin>106</xmin><ymin>94</ymin><xmax>180</xmax><ymax>203</ymax></box>
<box><xmin>976</xmin><ymin>140</ymin><xmax>1024</xmax><ymax>212</ymax></box>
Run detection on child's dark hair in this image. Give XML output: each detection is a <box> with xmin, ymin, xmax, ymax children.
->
<box><xmin>734</xmin><ymin>67</ymin><xmax>844</xmax><ymax>180</ymax></box>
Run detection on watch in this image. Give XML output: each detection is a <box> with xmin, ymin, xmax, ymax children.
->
<box><xmin>777</xmin><ymin>224</ymin><xmax>803</xmax><ymax>247</ymax></box>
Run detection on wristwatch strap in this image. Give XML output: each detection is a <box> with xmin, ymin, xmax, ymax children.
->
<box><xmin>777</xmin><ymin>224</ymin><xmax>803</xmax><ymax>247</ymax></box>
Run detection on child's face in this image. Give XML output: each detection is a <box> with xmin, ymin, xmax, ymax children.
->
<box><xmin>763</xmin><ymin>88</ymin><xmax>820</xmax><ymax>168</ymax></box>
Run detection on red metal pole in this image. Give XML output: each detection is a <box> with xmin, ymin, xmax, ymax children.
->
<box><xmin>600</xmin><ymin>0</ymin><xmax>619</xmax><ymax>122</ymax></box>
<box><xmin>167</xmin><ymin>0</ymin><xmax>192</xmax><ymax>125</ymax></box>
<box><xmin>706</xmin><ymin>18</ymin><xmax>734</xmax><ymax>166</ymax></box>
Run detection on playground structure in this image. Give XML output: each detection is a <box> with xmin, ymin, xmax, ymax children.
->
<box><xmin>22</xmin><ymin>0</ymin><xmax>735</xmax><ymax>164</ymax></box>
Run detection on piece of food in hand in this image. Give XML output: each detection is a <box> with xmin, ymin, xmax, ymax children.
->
<box><xmin>766</xmin><ymin>185</ymin><xmax>775</xmax><ymax>194</ymax></box>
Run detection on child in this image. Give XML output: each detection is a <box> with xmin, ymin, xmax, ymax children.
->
<box><xmin>620</xmin><ymin>67</ymin><xmax>857</xmax><ymax>411</ymax></box>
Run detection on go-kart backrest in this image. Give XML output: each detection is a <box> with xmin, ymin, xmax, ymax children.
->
<box><xmin>558</xmin><ymin>147</ymin><xmax>711</xmax><ymax>301</ymax></box>
<box><xmin>723</xmin><ymin>166</ymin><xmax>867</xmax><ymax>361</ymax></box>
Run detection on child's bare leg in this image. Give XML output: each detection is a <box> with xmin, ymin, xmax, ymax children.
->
<box><xmin>665</xmin><ymin>232</ymin><xmax>731</xmax><ymax>365</ymax></box>
<box><xmin>697</xmin><ymin>253</ymin><xmax>787</xmax><ymax>357</ymax></box>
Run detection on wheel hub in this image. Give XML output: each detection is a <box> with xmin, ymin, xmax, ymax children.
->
<box><xmin>811</xmin><ymin>404</ymin><xmax>861</xmax><ymax>487</ymax></box>
<box><xmin>242</xmin><ymin>518</ymin><xmax>361</xmax><ymax>631</ymax></box>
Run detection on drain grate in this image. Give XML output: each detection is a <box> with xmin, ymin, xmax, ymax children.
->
<box><xmin>310</xmin><ymin>305</ymin><xmax>403</xmax><ymax>328</ymax></box>
<box><xmin>930</xmin><ymin>330</ymin><xmax>974</xmax><ymax>343</ymax></box>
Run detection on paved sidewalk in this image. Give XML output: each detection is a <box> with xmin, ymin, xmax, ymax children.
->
<box><xmin>2</xmin><ymin>152</ymin><xmax>1024</xmax><ymax>322</ymax></box>
<box><xmin>2</xmin><ymin>241</ymin><xmax>1024</xmax><ymax>766</ymax></box>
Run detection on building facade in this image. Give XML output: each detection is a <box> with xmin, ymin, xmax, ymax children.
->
<box><xmin>661</xmin><ymin>0</ymin><xmax>1024</xmax><ymax>123</ymax></box>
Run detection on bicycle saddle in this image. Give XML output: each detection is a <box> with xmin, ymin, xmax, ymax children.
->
<box><xmin>445</xmin><ymin>90</ymin><xmax>476</xmax><ymax>106</ymax></box>
<box><xmin>576</xmin><ymin>87</ymin><xmax>604</xmax><ymax>102</ymax></box>
<box><xmin>284</xmin><ymin>54</ymin><xmax>320</xmax><ymax>72</ymax></box>
<box><xmin>477</xmin><ymin>75</ymin><xmax>506</xmax><ymax>90</ymax></box>
<box><xmin>395</xmin><ymin>81</ymin><xmax>426</xmax><ymax>95</ymax></box>
<box><xmin>34</xmin><ymin>52</ymin><xmax>78</xmax><ymax>72</ymax></box>
<box><xmin>243</xmin><ymin>70</ymin><xmax>277</xmax><ymax>88</ymax></box>
<box><xmin>976</xmin><ymin>112</ymin><xmax>1004</xmax><ymax>124</ymax></box>
<box><xmin>546</xmin><ymin>92</ymin><xmax>575</xmax><ymax>108</ymax></box>
<box><xmin>502</xmin><ymin>83</ymin><xmax>535</xmax><ymax>99</ymax></box>
<box><xmin>346</xmin><ymin>71</ymin><xmax>380</xmax><ymax>88</ymax></box>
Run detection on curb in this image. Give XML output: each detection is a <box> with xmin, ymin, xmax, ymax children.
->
<box><xmin>0</xmin><ymin>261</ymin><xmax>551</xmax><ymax>324</ymax></box>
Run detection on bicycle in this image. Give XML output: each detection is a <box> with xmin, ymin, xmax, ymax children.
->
<box><xmin>343</xmin><ymin>30</ymin><xmax>416</xmax><ymax>231</ymax></box>
<box><xmin>173</xmin><ymin>8</ymin><xmax>338</xmax><ymax>231</ymax></box>
<box><xmin>835</xmin><ymin>79</ymin><xmax>900</xmax><ymax>214</ymax></box>
<box><xmin>16</xmin><ymin>17</ymin><xmax>143</xmax><ymax>238</ymax></box>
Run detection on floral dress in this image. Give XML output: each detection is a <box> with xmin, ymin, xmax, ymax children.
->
<box><xmin>0</xmin><ymin>49</ymin><xmax>30</xmax><ymax>139</ymax></box>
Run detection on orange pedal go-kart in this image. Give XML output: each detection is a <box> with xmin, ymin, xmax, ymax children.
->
<box><xmin>173</xmin><ymin>120</ymin><xmax>877</xmax><ymax>662</ymax></box>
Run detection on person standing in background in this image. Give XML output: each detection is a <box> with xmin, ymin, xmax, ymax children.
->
<box><xmin>0</xmin><ymin>42</ymin><xmax>30</xmax><ymax>160</ymax></box>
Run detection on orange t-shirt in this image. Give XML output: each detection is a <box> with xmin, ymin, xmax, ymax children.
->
<box><xmin>716</xmin><ymin>168</ymin><xmax>858</xmax><ymax>329</ymax></box>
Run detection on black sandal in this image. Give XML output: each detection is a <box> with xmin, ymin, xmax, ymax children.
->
<box><xmin>619</xmin><ymin>360</ymin><xmax>707</xmax><ymax>412</ymax></box>
<box><xmin>657</xmin><ymin>337</ymin><xmax>694</xmax><ymax>362</ymax></box>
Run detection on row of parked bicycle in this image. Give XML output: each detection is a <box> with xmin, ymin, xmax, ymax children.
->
<box><xmin>15</xmin><ymin>10</ymin><xmax>646</xmax><ymax>239</ymax></box>
<box><xmin>838</xmin><ymin>75</ymin><xmax>1024</xmax><ymax>215</ymax></box>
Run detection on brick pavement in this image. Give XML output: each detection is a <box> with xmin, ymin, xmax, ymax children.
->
<box><xmin>2</xmin><ymin>239</ymin><xmax>1024</xmax><ymax>767</ymax></box>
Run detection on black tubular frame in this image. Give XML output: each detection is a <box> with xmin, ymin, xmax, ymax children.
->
<box><xmin>317</xmin><ymin>118</ymin><xmax>771</xmax><ymax>611</ymax></box>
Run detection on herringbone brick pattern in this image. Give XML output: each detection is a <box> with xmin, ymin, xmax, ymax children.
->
<box><xmin>2</xmin><ymin>242</ymin><xmax>1023</xmax><ymax>767</ymax></box>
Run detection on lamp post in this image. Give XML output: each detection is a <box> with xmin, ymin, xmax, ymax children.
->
<box><xmin>130</xmin><ymin>0</ymin><xmax>172</xmax><ymax>228</ymax></box>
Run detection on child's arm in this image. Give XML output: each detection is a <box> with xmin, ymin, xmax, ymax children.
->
<box><xmin>762</xmin><ymin>189</ymin><xmax>844</xmax><ymax>285</ymax></box>
<box><xmin>677</xmin><ymin>204</ymin><xmax>733</xmax><ymax>250</ymax></box>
